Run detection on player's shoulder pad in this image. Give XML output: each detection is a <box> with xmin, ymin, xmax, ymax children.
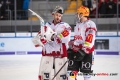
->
<box><xmin>59</xmin><ymin>22</ymin><xmax>71</xmax><ymax>28</ymax></box>
<box><xmin>59</xmin><ymin>22</ymin><xmax>69</xmax><ymax>25</ymax></box>
<box><xmin>59</xmin><ymin>22</ymin><xmax>64</xmax><ymax>24</ymax></box>
<box><xmin>87</xmin><ymin>20</ymin><xmax>96</xmax><ymax>28</ymax></box>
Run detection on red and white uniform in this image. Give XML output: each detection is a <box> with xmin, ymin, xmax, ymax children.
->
<box><xmin>42</xmin><ymin>21</ymin><xmax>71</xmax><ymax>57</ymax></box>
<box><xmin>38</xmin><ymin>21</ymin><xmax>71</xmax><ymax>80</ymax></box>
<box><xmin>73</xmin><ymin>19</ymin><xmax>97</xmax><ymax>54</ymax></box>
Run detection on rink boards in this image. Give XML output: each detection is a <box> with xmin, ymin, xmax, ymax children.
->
<box><xmin>0</xmin><ymin>32</ymin><xmax>120</xmax><ymax>55</ymax></box>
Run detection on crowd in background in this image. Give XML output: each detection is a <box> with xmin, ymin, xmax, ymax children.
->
<box><xmin>83</xmin><ymin>0</ymin><xmax>120</xmax><ymax>18</ymax></box>
<box><xmin>0</xmin><ymin>0</ymin><xmax>120</xmax><ymax>20</ymax></box>
<box><xmin>0</xmin><ymin>0</ymin><xmax>29</xmax><ymax>20</ymax></box>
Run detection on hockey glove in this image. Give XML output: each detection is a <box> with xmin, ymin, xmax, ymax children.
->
<box><xmin>32</xmin><ymin>32</ymin><xmax>47</xmax><ymax>47</ymax></box>
<box><xmin>52</xmin><ymin>35</ymin><xmax>62</xmax><ymax>43</ymax></box>
<box><xmin>43</xmin><ymin>26</ymin><xmax>56</xmax><ymax>41</ymax></box>
<box><xmin>73</xmin><ymin>49</ymin><xmax>86</xmax><ymax>61</ymax></box>
<box><xmin>67</xmin><ymin>48</ymin><xmax>74</xmax><ymax>59</ymax></box>
<box><xmin>67</xmin><ymin>48</ymin><xmax>86</xmax><ymax>61</ymax></box>
<box><xmin>72</xmin><ymin>44</ymin><xmax>82</xmax><ymax>52</ymax></box>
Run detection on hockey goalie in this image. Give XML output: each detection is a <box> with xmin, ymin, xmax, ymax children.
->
<box><xmin>32</xmin><ymin>6</ymin><xmax>71</xmax><ymax>80</ymax></box>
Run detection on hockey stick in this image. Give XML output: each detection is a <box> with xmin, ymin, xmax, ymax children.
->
<box><xmin>28</xmin><ymin>9</ymin><xmax>44</xmax><ymax>34</ymax></box>
<box><xmin>52</xmin><ymin>59</ymin><xmax>69</xmax><ymax>80</ymax></box>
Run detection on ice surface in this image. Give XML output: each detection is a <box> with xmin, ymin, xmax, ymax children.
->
<box><xmin>0</xmin><ymin>55</ymin><xmax>120</xmax><ymax>80</ymax></box>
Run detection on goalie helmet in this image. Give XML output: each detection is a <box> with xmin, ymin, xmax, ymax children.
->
<box><xmin>77</xmin><ymin>6</ymin><xmax>90</xmax><ymax>17</ymax></box>
<box><xmin>52</xmin><ymin>6</ymin><xmax>64</xmax><ymax>14</ymax></box>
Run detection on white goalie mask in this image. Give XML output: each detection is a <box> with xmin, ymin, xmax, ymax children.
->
<box><xmin>52</xmin><ymin>6</ymin><xmax>64</xmax><ymax>14</ymax></box>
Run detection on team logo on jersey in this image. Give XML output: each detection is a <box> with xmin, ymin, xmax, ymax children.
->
<box><xmin>74</xmin><ymin>35</ymin><xmax>83</xmax><ymax>40</ymax></box>
<box><xmin>85</xmin><ymin>34</ymin><xmax>93</xmax><ymax>43</ymax></box>
<box><xmin>61</xmin><ymin>29</ymin><xmax>69</xmax><ymax>37</ymax></box>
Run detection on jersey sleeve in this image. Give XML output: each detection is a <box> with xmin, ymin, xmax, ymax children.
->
<box><xmin>58</xmin><ymin>23</ymin><xmax>71</xmax><ymax>38</ymax></box>
<box><xmin>83</xmin><ymin>21</ymin><xmax>97</xmax><ymax>53</ymax></box>
<box><xmin>57</xmin><ymin>23</ymin><xmax>72</xmax><ymax>49</ymax></box>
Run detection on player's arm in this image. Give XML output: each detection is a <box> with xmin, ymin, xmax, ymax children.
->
<box><xmin>58</xmin><ymin>27</ymin><xmax>71</xmax><ymax>39</ymax></box>
<box><xmin>32</xmin><ymin>23</ymin><xmax>52</xmax><ymax>47</ymax></box>
<box><xmin>53</xmin><ymin>23</ymin><xmax>71</xmax><ymax>43</ymax></box>
<box><xmin>70</xmin><ymin>24</ymin><xmax>83</xmax><ymax>52</ymax></box>
<box><xmin>32</xmin><ymin>27</ymin><xmax>47</xmax><ymax>47</ymax></box>
<box><xmin>82</xmin><ymin>23</ymin><xmax>97</xmax><ymax>54</ymax></box>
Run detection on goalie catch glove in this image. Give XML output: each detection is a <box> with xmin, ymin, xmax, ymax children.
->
<box><xmin>31</xmin><ymin>32</ymin><xmax>47</xmax><ymax>47</ymax></box>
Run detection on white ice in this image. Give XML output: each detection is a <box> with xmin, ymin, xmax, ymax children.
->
<box><xmin>0</xmin><ymin>55</ymin><xmax>120</xmax><ymax>80</ymax></box>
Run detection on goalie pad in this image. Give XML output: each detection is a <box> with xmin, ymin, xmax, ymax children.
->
<box><xmin>55</xmin><ymin>57</ymin><xmax>68</xmax><ymax>80</ymax></box>
<box><xmin>38</xmin><ymin>56</ymin><xmax>54</xmax><ymax>80</ymax></box>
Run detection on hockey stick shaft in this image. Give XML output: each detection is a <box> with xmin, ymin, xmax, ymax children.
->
<box><xmin>28</xmin><ymin>9</ymin><xmax>44</xmax><ymax>34</ymax></box>
<box><xmin>52</xmin><ymin>59</ymin><xmax>69</xmax><ymax>80</ymax></box>
<box><xmin>28</xmin><ymin>9</ymin><xmax>44</xmax><ymax>22</ymax></box>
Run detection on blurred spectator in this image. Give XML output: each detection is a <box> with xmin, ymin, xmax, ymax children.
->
<box><xmin>106</xmin><ymin>0</ymin><xmax>117</xmax><ymax>3</ymax></box>
<box><xmin>0</xmin><ymin>0</ymin><xmax>6</xmax><ymax>20</ymax></box>
<box><xmin>16</xmin><ymin>0</ymin><xmax>23</xmax><ymax>20</ymax></box>
<box><xmin>6</xmin><ymin>0</ymin><xmax>14</xmax><ymax>10</ymax></box>
<box><xmin>82</xmin><ymin>0</ymin><xmax>93</xmax><ymax>15</ymax></box>
<box><xmin>118</xmin><ymin>0</ymin><xmax>120</xmax><ymax>17</ymax></box>
<box><xmin>22</xmin><ymin>0</ymin><xmax>30</xmax><ymax>20</ymax></box>
<box><xmin>6</xmin><ymin>0</ymin><xmax>14</xmax><ymax>20</ymax></box>
<box><xmin>99</xmin><ymin>0</ymin><xmax>107</xmax><ymax>18</ymax></box>
<box><xmin>91</xmin><ymin>0</ymin><xmax>97</xmax><ymax>18</ymax></box>
<box><xmin>107</xmin><ymin>0</ymin><xmax>116</xmax><ymax>18</ymax></box>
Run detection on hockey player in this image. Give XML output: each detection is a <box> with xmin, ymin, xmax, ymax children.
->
<box><xmin>32</xmin><ymin>6</ymin><xmax>71</xmax><ymax>80</ymax></box>
<box><xmin>67</xmin><ymin>6</ymin><xmax>97</xmax><ymax>80</ymax></box>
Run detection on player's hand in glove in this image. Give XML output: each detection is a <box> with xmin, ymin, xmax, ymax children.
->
<box><xmin>74</xmin><ymin>49</ymin><xmax>86</xmax><ymax>61</ymax></box>
<box><xmin>67</xmin><ymin>40</ymin><xmax>86</xmax><ymax>61</ymax></box>
<box><xmin>51</xmin><ymin>29</ymin><xmax>70</xmax><ymax>44</ymax></box>
<box><xmin>51</xmin><ymin>34</ymin><xmax>62</xmax><ymax>43</ymax></box>
<box><xmin>68</xmin><ymin>39</ymin><xmax>82</xmax><ymax>52</ymax></box>
<box><xmin>67</xmin><ymin>48</ymin><xmax>86</xmax><ymax>61</ymax></box>
<box><xmin>32</xmin><ymin>32</ymin><xmax>47</xmax><ymax>47</ymax></box>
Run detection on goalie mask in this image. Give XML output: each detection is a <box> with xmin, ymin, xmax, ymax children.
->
<box><xmin>52</xmin><ymin>6</ymin><xmax>64</xmax><ymax>14</ymax></box>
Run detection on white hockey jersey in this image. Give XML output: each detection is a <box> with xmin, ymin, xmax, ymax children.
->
<box><xmin>42</xmin><ymin>21</ymin><xmax>71</xmax><ymax>57</ymax></box>
<box><xmin>73</xmin><ymin>19</ymin><xmax>97</xmax><ymax>53</ymax></box>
